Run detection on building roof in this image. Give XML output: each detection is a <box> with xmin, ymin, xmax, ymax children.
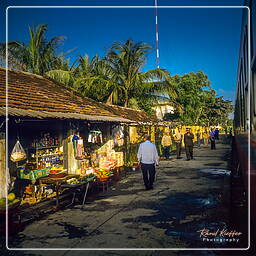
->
<box><xmin>105</xmin><ymin>104</ymin><xmax>158</xmax><ymax>124</ymax></box>
<box><xmin>0</xmin><ymin>107</ymin><xmax>130</xmax><ymax>122</ymax></box>
<box><xmin>0</xmin><ymin>67</ymin><xmax>131</xmax><ymax>123</ymax></box>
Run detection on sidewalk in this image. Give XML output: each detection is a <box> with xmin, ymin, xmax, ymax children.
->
<box><xmin>4</xmin><ymin>140</ymin><xmax>239</xmax><ymax>256</ymax></box>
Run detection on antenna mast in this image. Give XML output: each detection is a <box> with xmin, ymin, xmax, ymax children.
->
<box><xmin>155</xmin><ymin>0</ymin><xmax>160</xmax><ymax>68</ymax></box>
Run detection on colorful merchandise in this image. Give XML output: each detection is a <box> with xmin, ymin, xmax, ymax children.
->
<box><xmin>88</xmin><ymin>130</ymin><xmax>103</xmax><ymax>144</ymax></box>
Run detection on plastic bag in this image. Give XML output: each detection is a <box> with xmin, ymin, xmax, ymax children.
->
<box><xmin>10</xmin><ymin>140</ymin><xmax>27</xmax><ymax>162</ymax></box>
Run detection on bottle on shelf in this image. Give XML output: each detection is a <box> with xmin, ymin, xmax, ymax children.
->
<box><xmin>55</xmin><ymin>137</ymin><xmax>59</xmax><ymax>146</ymax></box>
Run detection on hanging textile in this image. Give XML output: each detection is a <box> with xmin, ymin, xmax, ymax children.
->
<box><xmin>67</xmin><ymin>136</ymin><xmax>80</xmax><ymax>173</ymax></box>
<box><xmin>88</xmin><ymin>130</ymin><xmax>103</xmax><ymax>144</ymax></box>
<box><xmin>112</xmin><ymin>126</ymin><xmax>124</xmax><ymax>146</ymax></box>
<box><xmin>76</xmin><ymin>139</ymin><xmax>84</xmax><ymax>160</ymax></box>
<box><xmin>72</xmin><ymin>135</ymin><xmax>79</xmax><ymax>155</ymax></box>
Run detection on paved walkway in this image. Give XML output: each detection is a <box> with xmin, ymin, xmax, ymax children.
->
<box><xmin>4</xmin><ymin>139</ymin><xmax>238</xmax><ymax>256</ymax></box>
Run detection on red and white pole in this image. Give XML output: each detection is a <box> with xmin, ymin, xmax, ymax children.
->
<box><xmin>155</xmin><ymin>0</ymin><xmax>160</xmax><ymax>68</ymax></box>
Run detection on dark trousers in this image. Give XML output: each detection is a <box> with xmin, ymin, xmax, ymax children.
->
<box><xmin>163</xmin><ymin>146</ymin><xmax>170</xmax><ymax>159</ymax></box>
<box><xmin>197</xmin><ymin>138</ymin><xmax>201</xmax><ymax>148</ymax></box>
<box><xmin>185</xmin><ymin>145</ymin><xmax>193</xmax><ymax>160</ymax></box>
<box><xmin>141</xmin><ymin>163</ymin><xmax>156</xmax><ymax>189</ymax></box>
<box><xmin>211</xmin><ymin>140</ymin><xmax>216</xmax><ymax>149</ymax></box>
<box><xmin>176</xmin><ymin>142</ymin><xmax>181</xmax><ymax>158</ymax></box>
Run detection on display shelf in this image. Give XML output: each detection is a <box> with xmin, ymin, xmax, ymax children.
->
<box><xmin>37</xmin><ymin>153</ymin><xmax>63</xmax><ymax>158</ymax></box>
<box><xmin>31</xmin><ymin>145</ymin><xmax>60</xmax><ymax>150</ymax></box>
<box><xmin>31</xmin><ymin>145</ymin><xmax>63</xmax><ymax>169</ymax></box>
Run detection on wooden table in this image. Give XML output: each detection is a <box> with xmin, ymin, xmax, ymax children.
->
<box><xmin>39</xmin><ymin>175</ymin><xmax>77</xmax><ymax>210</ymax></box>
<box><xmin>60</xmin><ymin>181</ymin><xmax>90</xmax><ymax>209</ymax></box>
<box><xmin>39</xmin><ymin>175</ymin><xmax>93</xmax><ymax>210</ymax></box>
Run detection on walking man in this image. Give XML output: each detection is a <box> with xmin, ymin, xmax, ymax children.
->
<box><xmin>184</xmin><ymin>128</ymin><xmax>194</xmax><ymax>161</ymax></box>
<box><xmin>161</xmin><ymin>131</ymin><xmax>172</xmax><ymax>160</ymax></box>
<box><xmin>214</xmin><ymin>127</ymin><xmax>219</xmax><ymax>140</ymax></box>
<box><xmin>209</xmin><ymin>128</ymin><xmax>216</xmax><ymax>150</ymax></box>
<box><xmin>137</xmin><ymin>134</ymin><xmax>159</xmax><ymax>190</ymax></box>
<box><xmin>173</xmin><ymin>127</ymin><xmax>182</xmax><ymax>159</ymax></box>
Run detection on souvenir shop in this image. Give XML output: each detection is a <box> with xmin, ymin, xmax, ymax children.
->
<box><xmin>0</xmin><ymin>116</ymin><xmax>127</xmax><ymax>209</ymax></box>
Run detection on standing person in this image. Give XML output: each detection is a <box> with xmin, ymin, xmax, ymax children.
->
<box><xmin>209</xmin><ymin>128</ymin><xmax>216</xmax><ymax>149</ymax></box>
<box><xmin>161</xmin><ymin>131</ymin><xmax>172</xmax><ymax>160</ymax></box>
<box><xmin>184</xmin><ymin>128</ymin><xmax>194</xmax><ymax>161</ymax></box>
<box><xmin>214</xmin><ymin>128</ymin><xmax>219</xmax><ymax>140</ymax></box>
<box><xmin>137</xmin><ymin>134</ymin><xmax>159</xmax><ymax>190</ymax></box>
<box><xmin>203</xmin><ymin>128</ymin><xmax>209</xmax><ymax>146</ymax></box>
<box><xmin>196</xmin><ymin>129</ymin><xmax>201</xmax><ymax>148</ymax></box>
<box><xmin>173</xmin><ymin>127</ymin><xmax>182</xmax><ymax>159</ymax></box>
<box><xmin>229</xmin><ymin>128</ymin><xmax>233</xmax><ymax>137</ymax></box>
<box><xmin>229</xmin><ymin>128</ymin><xmax>233</xmax><ymax>144</ymax></box>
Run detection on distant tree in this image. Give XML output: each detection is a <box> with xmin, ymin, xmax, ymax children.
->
<box><xmin>203</xmin><ymin>95</ymin><xmax>234</xmax><ymax>126</ymax></box>
<box><xmin>163</xmin><ymin>111</ymin><xmax>181</xmax><ymax>122</ymax></box>
<box><xmin>136</xmin><ymin>97</ymin><xmax>156</xmax><ymax>115</ymax></box>
<box><xmin>166</xmin><ymin>71</ymin><xmax>233</xmax><ymax>126</ymax></box>
<box><xmin>169</xmin><ymin>71</ymin><xmax>211</xmax><ymax>125</ymax></box>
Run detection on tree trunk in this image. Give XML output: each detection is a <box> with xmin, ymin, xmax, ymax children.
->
<box><xmin>124</xmin><ymin>90</ymin><xmax>129</xmax><ymax>107</ymax></box>
<box><xmin>106</xmin><ymin>92</ymin><xmax>113</xmax><ymax>105</ymax></box>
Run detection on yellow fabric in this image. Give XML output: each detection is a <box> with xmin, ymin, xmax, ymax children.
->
<box><xmin>161</xmin><ymin>135</ymin><xmax>172</xmax><ymax>147</ymax></box>
<box><xmin>173</xmin><ymin>132</ymin><xmax>182</xmax><ymax>141</ymax></box>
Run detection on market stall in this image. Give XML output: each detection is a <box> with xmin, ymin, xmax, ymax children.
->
<box><xmin>0</xmin><ymin>67</ymin><xmax>131</xmax><ymax>213</ymax></box>
<box><xmin>3</xmin><ymin>118</ymin><xmax>129</xmax><ymax>209</ymax></box>
<box><xmin>0</xmin><ymin>66</ymin><xmax>163</xmax><ymax>229</ymax></box>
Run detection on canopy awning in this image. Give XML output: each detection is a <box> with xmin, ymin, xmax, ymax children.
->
<box><xmin>0</xmin><ymin>107</ymin><xmax>133</xmax><ymax>123</ymax></box>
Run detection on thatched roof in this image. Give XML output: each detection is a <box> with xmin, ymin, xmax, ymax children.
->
<box><xmin>0</xmin><ymin>67</ymin><xmax>131</xmax><ymax>122</ymax></box>
<box><xmin>105</xmin><ymin>104</ymin><xmax>158</xmax><ymax>124</ymax></box>
<box><xmin>0</xmin><ymin>67</ymin><xmax>159</xmax><ymax>124</ymax></box>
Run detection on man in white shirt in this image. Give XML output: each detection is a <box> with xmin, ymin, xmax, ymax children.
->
<box><xmin>137</xmin><ymin>134</ymin><xmax>159</xmax><ymax>190</ymax></box>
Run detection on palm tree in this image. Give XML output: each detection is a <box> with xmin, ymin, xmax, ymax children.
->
<box><xmin>46</xmin><ymin>54</ymin><xmax>113</xmax><ymax>102</ymax></box>
<box><xmin>106</xmin><ymin>39</ymin><xmax>170</xmax><ymax>107</ymax></box>
<box><xmin>46</xmin><ymin>39</ymin><xmax>178</xmax><ymax>114</ymax></box>
<box><xmin>73</xmin><ymin>55</ymin><xmax>113</xmax><ymax>101</ymax></box>
<box><xmin>0</xmin><ymin>24</ymin><xmax>65</xmax><ymax>75</ymax></box>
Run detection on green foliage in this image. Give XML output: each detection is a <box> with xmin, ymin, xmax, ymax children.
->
<box><xmin>105</xmin><ymin>39</ymin><xmax>169</xmax><ymax>107</ymax></box>
<box><xmin>136</xmin><ymin>97</ymin><xmax>156</xmax><ymax>115</ymax></box>
<box><xmin>1</xmin><ymin>24</ymin><xmax>233</xmax><ymax>126</ymax></box>
<box><xmin>0</xmin><ymin>24</ymin><xmax>66</xmax><ymax>75</ymax></box>
<box><xmin>163</xmin><ymin>111</ymin><xmax>180</xmax><ymax>122</ymax></box>
<box><xmin>168</xmin><ymin>71</ymin><xmax>233</xmax><ymax>126</ymax></box>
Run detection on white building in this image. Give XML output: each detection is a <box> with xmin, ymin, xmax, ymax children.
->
<box><xmin>153</xmin><ymin>101</ymin><xmax>175</xmax><ymax>120</ymax></box>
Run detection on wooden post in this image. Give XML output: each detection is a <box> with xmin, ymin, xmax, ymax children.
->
<box><xmin>123</xmin><ymin>124</ymin><xmax>129</xmax><ymax>166</ymax></box>
<box><xmin>0</xmin><ymin>138</ymin><xmax>7</xmax><ymax>198</ymax></box>
<box><xmin>151</xmin><ymin>126</ymin><xmax>155</xmax><ymax>143</ymax></box>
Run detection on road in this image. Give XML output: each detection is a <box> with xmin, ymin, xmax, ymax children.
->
<box><xmin>2</xmin><ymin>138</ymin><xmax>249</xmax><ymax>256</ymax></box>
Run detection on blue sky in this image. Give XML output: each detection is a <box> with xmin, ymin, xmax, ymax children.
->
<box><xmin>0</xmin><ymin>0</ymin><xmax>246</xmax><ymax>103</ymax></box>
